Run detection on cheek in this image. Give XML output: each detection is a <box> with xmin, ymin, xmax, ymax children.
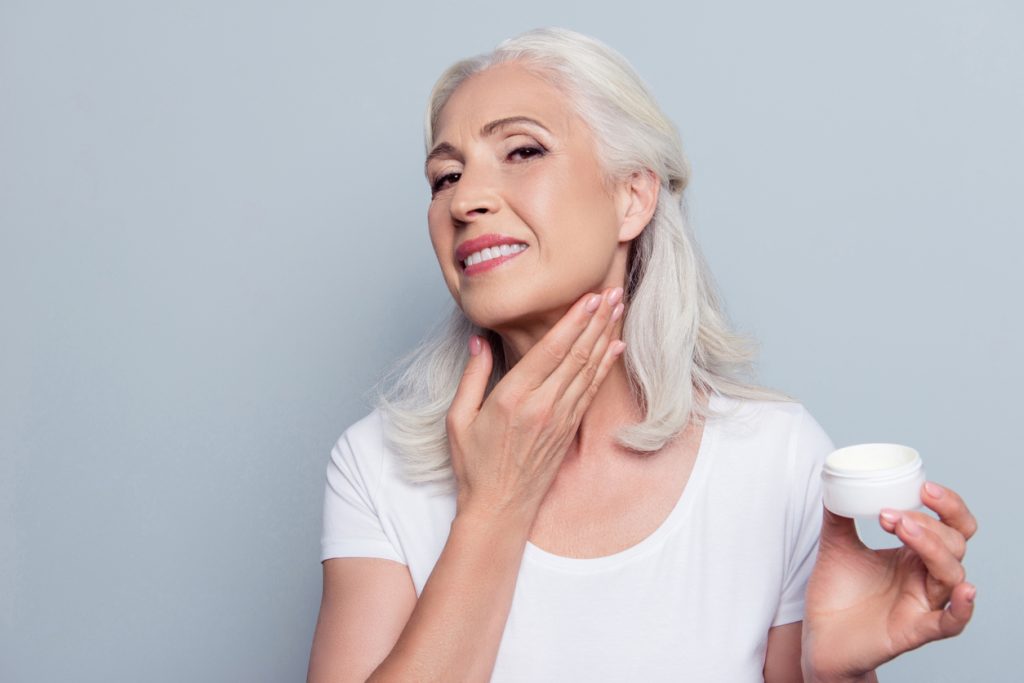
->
<box><xmin>426</xmin><ymin>206</ymin><xmax>462</xmax><ymax>301</ymax></box>
<box><xmin>518</xmin><ymin>171</ymin><xmax>620</xmax><ymax>264</ymax></box>
<box><xmin>426</xmin><ymin>207</ymin><xmax>450</xmax><ymax>259</ymax></box>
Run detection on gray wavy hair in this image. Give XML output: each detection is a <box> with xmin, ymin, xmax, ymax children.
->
<box><xmin>375</xmin><ymin>27</ymin><xmax>794</xmax><ymax>487</ymax></box>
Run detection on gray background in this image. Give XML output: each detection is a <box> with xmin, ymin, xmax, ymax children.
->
<box><xmin>2</xmin><ymin>0</ymin><xmax>1020</xmax><ymax>680</ymax></box>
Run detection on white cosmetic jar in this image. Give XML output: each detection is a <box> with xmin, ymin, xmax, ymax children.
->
<box><xmin>821</xmin><ymin>443</ymin><xmax>926</xmax><ymax>518</ymax></box>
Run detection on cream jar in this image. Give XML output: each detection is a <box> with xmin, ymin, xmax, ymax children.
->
<box><xmin>821</xmin><ymin>443</ymin><xmax>926</xmax><ymax>518</ymax></box>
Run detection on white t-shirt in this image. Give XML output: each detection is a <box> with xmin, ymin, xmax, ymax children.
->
<box><xmin>321</xmin><ymin>393</ymin><xmax>835</xmax><ymax>681</ymax></box>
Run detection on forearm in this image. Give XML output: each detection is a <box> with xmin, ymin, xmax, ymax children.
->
<box><xmin>367</xmin><ymin>508</ymin><xmax>532</xmax><ymax>682</ymax></box>
<box><xmin>801</xmin><ymin>662</ymin><xmax>879</xmax><ymax>683</ymax></box>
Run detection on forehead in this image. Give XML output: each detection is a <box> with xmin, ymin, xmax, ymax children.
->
<box><xmin>434</xmin><ymin>62</ymin><xmax>579</xmax><ymax>141</ymax></box>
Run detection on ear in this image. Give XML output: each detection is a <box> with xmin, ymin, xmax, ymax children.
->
<box><xmin>615</xmin><ymin>169</ymin><xmax>660</xmax><ymax>243</ymax></box>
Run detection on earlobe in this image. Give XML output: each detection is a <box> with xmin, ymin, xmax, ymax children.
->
<box><xmin>617</xmin><ymin>169</ymin><xmax>660</xmax><ymax>243</ymax></box>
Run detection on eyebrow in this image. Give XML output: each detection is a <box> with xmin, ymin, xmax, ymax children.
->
<box><xmin>424</xmin><ymin>116</ymin><xmax>551</xmax><ymax>173</ymax></box>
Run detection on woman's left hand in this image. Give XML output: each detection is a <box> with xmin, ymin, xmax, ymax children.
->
<box><xmin>801</xmin><ymin>481</ymin><xmax>978</xmax><ymax>682</ymax></box>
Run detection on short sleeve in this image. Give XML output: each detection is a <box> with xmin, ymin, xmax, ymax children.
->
<box><xmin>771</xmin><ymin>406</ymin><xmax>835</xmax><ymax>627</ymax></box>
<box><xmin>320</xmin><ymin>424</ymin><xmax>406</xmax><ymax>564</ymax></box>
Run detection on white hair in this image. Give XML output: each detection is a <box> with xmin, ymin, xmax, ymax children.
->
<box><xmin>375</xmin><ymin>27</ymin><xmax>795</xmax><ymax>488</ymax></box>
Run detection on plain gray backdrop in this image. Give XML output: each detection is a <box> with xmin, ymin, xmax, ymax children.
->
<box><xmin>2</xmin><ymin>0</ymin><xmax>1020</xmax><ymax>681</ymax></box>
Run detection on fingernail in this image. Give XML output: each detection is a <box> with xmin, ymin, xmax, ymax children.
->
<box><xmin>925</xmin><ymin>481</ymin><xmax>944</xmax><ymax>498</ymax></box>
<box><xmin>586</xmin><ymin>294</ymin><xmax>601</xmax><ymax>313</ymax></box>
<box><xmin>965</xmin><ymin>585</ymin><xmax>976</xmax><ymax>603</ymax></box>
<box><xmin>611</xmin><ymin>340</ymin><xmax>626</xmax><ymax>356</ymax></box>
<box><xmin>607</xmin><ymin>287</ymin><xmax>623</xmax><ymax>305</ymax></box>
<box><xmin>880</xmin><ymin>509</ymin><xmax>900</xmax><ymax>525</ymax></box>
<box><xmin>610</xmin><ymin>302</ymin><xmax>625</xmax><ymax>322</ymax></box>
<box><xmin>901</xmin><ymin>515</ymin><xmax>921</xmax><ymax>536</ymax></box>
<box><xmin>468</xmin><ymin>335</ymin><xmax>482</xmax><ymax>356</ymax></box>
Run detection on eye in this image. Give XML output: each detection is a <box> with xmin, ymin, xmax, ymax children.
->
<box><xmin>508</xmin><ymin>145</ymin><xmax>546</xmax><ymax>161</ymax></box>
<box><xmin>431</xmin><ymin>172</ymin><xmax>461</xmax><ymax>195</ymax></box>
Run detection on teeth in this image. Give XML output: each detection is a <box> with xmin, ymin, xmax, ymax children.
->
<box><xmin>463</xmin><ymin>243</ymin><xmax>527</xmax><ymax>267</ymax></box>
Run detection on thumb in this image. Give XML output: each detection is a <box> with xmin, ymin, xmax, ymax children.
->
<box><xmin>448</xmin><ymin>335</ymin><xmax>493</xmax><ymax>425</ymax></box>
<box><xmin>820</xmin><ymin>505</ymin><xmax>868</xmax><ymax>552</ymax></box>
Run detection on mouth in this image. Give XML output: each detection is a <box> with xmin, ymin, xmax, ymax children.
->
<box><xmin>455</xmin><ymin>233</ymin><xmax>530</xmax><ymax>276</ymax></box>
<box><xmin>460</xmin><ymin>243</ymin><xmax>527</xmax><ymax>268</ymax></box>
<box><xmin>461</xmin><ymin>244</ymin><xmax>528</xmax><ymax>276</ymax></box>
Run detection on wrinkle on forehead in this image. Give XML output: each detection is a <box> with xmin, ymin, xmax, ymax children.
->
<box><xmin>430</xmin><ymin>62</ymin><xmax>581</xmax><ymax>150</ymax></box>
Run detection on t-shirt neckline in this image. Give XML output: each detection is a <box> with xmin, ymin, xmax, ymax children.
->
<box><xmin>522</xmin><ymin>394</ymin><xmax>722</xmax><ymax>573</ymax></box>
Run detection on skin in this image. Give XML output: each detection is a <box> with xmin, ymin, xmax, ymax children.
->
<box><xmin>426</xmin><ymin>62</ymin><xmax>656</xmax><ymax>453</ymax></box>
<box><xmin>801</xmin><ymin>486</ymin><xmax>978</xmax><ymax>681</ymax></box>
<box><xmin>427</xmin><ymin>63</ymin><xmax>640</xmax><ymax>357</ymax></box>
<box><xmin>421</xmin><ymin>61</ymin><xmax>974</xmax><ymax>679</ymax></box>
<box><xmin>306</xmin><ymin>58</ymin><xmax>979</xmax><ymax>683</ymax></box>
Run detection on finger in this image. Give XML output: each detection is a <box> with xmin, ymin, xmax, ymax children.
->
<box><xmin>546</xmin><ymin>289</ymin><xmax>622</xmax><ymax>398</ymax></box>
<box><xmin>889</xmin><ymin>512</ymin><xmax>967</xmax><ymax>592</ymax></box>
<box><xmin>562</xmin><ymin>333</ymin><xmax>626</xmax><ymax>416</ymax></box>
<box><xmin>919</xmin><ymin>582</ymin><xmax>976</xmax><ymax>642</ymax></box>
<box><xmin>920</xmin><ymin>481</ymin><xmax>978</xmax><ymax>542</ymax></box>
<box><xmin>512</xmin><ymin>290</ymin><xmax>608</xmax><ymax>389</ymax></box>
<box><xmin>448</xmin><ymin>335</ymin><xmax>494</xmax><ymax>425</ymax></box>
<box><xmin>879</xmin><ymin>509</ymin><xmax>967</xmax><ymax>561</ymax></box>
<box><xmin>819</xmin><ymin>506</ymin><xmax>868</xmax><ymax>552</ymax></box>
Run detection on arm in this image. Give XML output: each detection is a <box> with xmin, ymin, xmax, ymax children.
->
<box><xmin>307</xmin><ymin>509</ymin><xmax>533</xmax><ymax>682</ymax></box>
<box><xmin>763</xmin><ymin>621</ymin><xmax>878</xmax><ymax>683</ymax></box>
<box><xmin>308</xmin><ymin>289</ymin><xmax>625</xmax><ymax>681</ymax></box>
<box><xmin>764</xmin><ymin>622</ymin><xmax>803</xmax><ymax>683</ymax></box>
<box><xmin>366</xmin><ymin>508</ymin><xmax>533</xmax><ymax>681</ymax></box>
<box><xmin>307</xmin><ymin>558</ymin><xmax>417</xmax><ymax>683</ymax></box>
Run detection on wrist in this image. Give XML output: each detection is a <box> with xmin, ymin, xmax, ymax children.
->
<box><xmin>454</xmin><ymin>501</ymin><xmax>535</xmax><ymax>540</ymax></box>
<box><xmin>801</xmin><ymin>660</ymin><xmax>876</xmax><ymax>683</ymax></box>
<box><xmin>800</xmin><ymin>634</ymin><xmax>878</xmax><ymax>683</ymax></box>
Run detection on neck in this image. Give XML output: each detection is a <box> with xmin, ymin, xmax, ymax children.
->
<box><xmin>495</xmin><ymin>311</ymin><xmax>641</xmax><ymax>465</ymax></box>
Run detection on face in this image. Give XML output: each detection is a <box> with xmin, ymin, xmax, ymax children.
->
<box><xmin>425</xmin><ymin>62</ymin><xmax>634</xmax><ymax>334</ymax></box>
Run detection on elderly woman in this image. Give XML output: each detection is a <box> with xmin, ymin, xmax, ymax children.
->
<box><xmin>308</xmin><ymin>28</ymin><xmax>977</xmax><ymax>682</ymax></box>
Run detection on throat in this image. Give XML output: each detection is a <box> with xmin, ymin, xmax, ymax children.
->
<box><xmin>528</xmin><ymin>419</ymin><xmax>704</xmax><ymax>559</ymax></box>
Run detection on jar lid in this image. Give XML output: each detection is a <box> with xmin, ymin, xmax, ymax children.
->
<box><xmin>823</xmin><ymin>443</ymin><xmax>922</xmax><ymax>480</ymax></box>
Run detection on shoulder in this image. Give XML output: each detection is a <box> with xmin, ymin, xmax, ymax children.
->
<box><xmin>704</xmin><ymin>395</ymin><xmax>835</xmax><ymax>535</ymax></box>
<box><xmin>330</xmin><ymin>408</ymin><xmax>454</xmax><ymax>498</ymax></box>
<box><xmin>709</xmin><ymin>393</ymin><xmax>823</xmax><ymax>436</ymax></box>
<box><xmin>337</xmin><ymin>408</ymin><xmax>388</xmax><ymax>447</ymax></box>
<box><xmin>707</xmin><ymin>393</ymin><xmax>835</xmax><ymax>472</ymax></box>
<box><xmin>327</xmin><ymin>409</ymin><xmax>390</xmax><ymax>484</ymax></box>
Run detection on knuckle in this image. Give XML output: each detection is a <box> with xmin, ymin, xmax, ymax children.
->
<box><xmin>952</xmin><ymin>534</ymin><xmax>967</xmax><ymax>561</ymax></box>
<box><xmin>541</xmin><ymin>342</ymin><xmax>567</xmax><ymax>365</ymax></box>
<box><xmin>566</xmin><ymin>406</ymin><xmax>580</xmax><ymax>427</ymax></box>
<box><xmin>536</xmin><ymin>399</ymin><xmax>556</xmax><ymax>424</ymax></box>
<box><xmin>569</xmin><ymin>345</ymin><xmax>590</xmax><ymax>367</ymax></box>
<box><xmin>493</xmin><ymin>389</ymin><xmax>519</xmax><ymax>413</ymax></box>
<box><xmin>527</xmin><ymin>390</ymin><xmax>557</xmax><ymax>422</ymax></box>
<box><xmin>962</xmin><ymin>516</ymin><xmax>978</xmax><ymax>540</ymax></box>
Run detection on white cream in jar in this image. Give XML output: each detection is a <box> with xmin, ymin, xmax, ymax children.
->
<box><xmin>821</xmin><ymin>443</ymin><xmax>926</xmax><ymax>518</ymax></box>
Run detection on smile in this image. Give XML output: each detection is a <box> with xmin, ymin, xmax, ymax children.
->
<box><xmin>462</xmin><ymin>243</ymin><xmax>528</xmax><ymax>268</ymax></box>
<box><xmin>461</xmin><ymin>244</ymin><xmax>528</xmax><ymax>276</ymax></box>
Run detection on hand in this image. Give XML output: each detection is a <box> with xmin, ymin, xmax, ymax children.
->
<box><xmin>801</xmin><ymin>481</ymin><xmax>978</xmax><ymax>682</ymax></box>
<box><xmin>446</xmin><ymin>287</ymin><xmax>626</xmax><ymax>523</ymax></box>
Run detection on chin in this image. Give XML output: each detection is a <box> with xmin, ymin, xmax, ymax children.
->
<box><xmin>459</xmin><ymin>301</ymin><xmax>528</xmax><ymax>332</ymax></box>
<box><xmin>458</xmin><ymin>289</ymin><xmax>578</xmax><ymax>335</ymax></box>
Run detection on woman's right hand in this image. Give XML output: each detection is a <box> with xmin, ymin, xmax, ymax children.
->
<box><xmin>445</xmin><ymin>287</ymin><xmax>626</xmax><ymax>524</ymax></box>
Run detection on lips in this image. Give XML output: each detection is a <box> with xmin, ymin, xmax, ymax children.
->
<box><xmin>455</xmin><ymin>233</ymin><xmax>529</xmax><ymax>263</ymax></box>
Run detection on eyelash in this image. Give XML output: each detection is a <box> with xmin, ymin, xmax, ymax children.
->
<box><xmin>430</xmin><ymin>145</ymin><xmax>547</xmax><ymax>196</ymax></box>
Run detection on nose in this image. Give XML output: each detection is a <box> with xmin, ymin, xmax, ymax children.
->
<box><xmin>448</xmin><ymin>166</ymin><xmax>500</xmax><ymax>223</ymax></box>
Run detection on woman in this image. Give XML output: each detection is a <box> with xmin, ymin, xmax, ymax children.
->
<box><xmin>309</xmin><ymin>28</ymin><xmax>977</xmax><ymax>682</ymax></box>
